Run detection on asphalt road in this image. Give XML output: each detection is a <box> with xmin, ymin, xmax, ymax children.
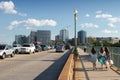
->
<box><xmin>0</xmin><ymin>49</ymin><xmax>70</xmax><ymax>80</ymax></box>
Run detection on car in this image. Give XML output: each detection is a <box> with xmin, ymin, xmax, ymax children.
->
<box><xmin>20</xmin><ymin>43</ymin><xmax>35</xmax><ymax>54</ymax></box>
<box><xmin>40</xmin><ymin>45</ymin><xmax>48</xmax><ymax>51</ymax></box>
<box><xmin>0</xmin><ymin>44</ymin><xmax>15</xmax><ymax>59</ymax></box>
<box><xmin>13</xmin><ymin>44</ymin><xmax>22</xmax><ymax>54</ymax></box>
<box><xmin>56</xmin><ymin>45</ymin><xmax>65</xmax><ymax>52</ymax></box>
<box><xmin>35</xmin><ymin>45</ymin><xmax>42</xmax><ymax>52</ymax></box>
<box><xmin>65</xmin><ymin>44</ymin><xmax>71</xmax><ymax>50</ymax></box>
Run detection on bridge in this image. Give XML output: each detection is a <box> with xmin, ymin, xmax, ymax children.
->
<box><xmin>0</xmin><ymin>48</ymin><xmax>120</xmax><ymax>80</ymax></box>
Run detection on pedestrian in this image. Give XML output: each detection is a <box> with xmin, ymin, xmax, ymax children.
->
<box><xmin>98</xmin><ymin>47</ymin><xmax>107</xmax><ymax>70</ymax></box>
<box><xmin>105</xmin><ymin>47</ymin><xmax>111</xmax><ymax>69</ymax></box>
<box><xmin>84</xmin><ymin>45</ymin><xmax>87</xmax><ymax>52</ymax></box>
<box><xmin>91</xmin><ymin>47</ymin><xmax>97</xmax><ymax>70</ymax></box>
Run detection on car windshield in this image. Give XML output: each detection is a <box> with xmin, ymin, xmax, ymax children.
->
<box><xmin>40</xmin><ymin>45</ymin><xmax>45</xmax><ymax>47</ymax></box>
<box><xmin>13</xmin><ymin>45</ymin><xmax>17</xmax><ymax>47</ymax></box>
<box><xmin>0</xmin><ymin>45</ymin><xmax>6</xmax><ymax>50</ymax></box>
<box><xmin>23</xmin><ymin>45</ymin><xmax>30</xmax><ymax>47</ymax></box>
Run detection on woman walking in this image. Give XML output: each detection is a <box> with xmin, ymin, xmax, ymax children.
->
<box><xmin>98</xmin><ymin>47</ymin><xmax>107</xmax><ymax>70</ymax></box>
<box><xmin>105</xmin><ymin>47</ymin><xmax>111</xmax><ymax>69</ymax></box>
<box><xmin>91</xmin><ymin>47</ymin><xmax>97</xmax><ymax>70</ymax></box>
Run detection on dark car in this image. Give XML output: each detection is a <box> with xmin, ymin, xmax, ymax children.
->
<box><xmin>40</xmin><ymin>45</ymin><xmax>48</xmax><ymax>51</ymax></box>
<box><xmin>35</xmin><ymin>45</ymin><xmax>42</xmax><ymax>52</ymax></box>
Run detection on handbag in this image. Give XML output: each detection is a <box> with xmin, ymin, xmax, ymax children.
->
<box><xmin>110</xmin><ymin>59</ymin><xmax>114</xmax><ymax>65</ymax></box>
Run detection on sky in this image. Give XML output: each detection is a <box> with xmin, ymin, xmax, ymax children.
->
<box><xmin>0</xmin><ymin>0</ymin><xmax>120</xmax><ymax>44</ymax></box>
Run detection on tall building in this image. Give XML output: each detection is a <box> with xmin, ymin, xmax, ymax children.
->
<box><xmin>29</xmin><ymin>31</ymin><xmax>37</xmax><ymax>43</ymax></box>
<box><xmin>60</xmin><ymin>29</ymin><xmax>69</xmax><ymax>43</ymax></box>
<box><xmin>78</xmin><ymin>30</ymin><xmax>87</xmax><ymax>44</ymax></box>
<box><xmin>15</xmin><ymin>35</ymin><xmax>28</xmax><ymax>45</ymax></box>
<box><xmin>55</xmin><ymin>35</ymin><xmax>61</xmax><ymax>41</ymax></box>
<box><xmin>36</xmin><ymin>30</ymin><xmax>51</xmax><ymax>45</ymax></box>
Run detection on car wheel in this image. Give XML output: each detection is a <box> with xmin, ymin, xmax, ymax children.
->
<box><xmin>15</xmin><ymin>49</ymin><xmax>19</xmax><ymax>54</ymax></box>
<box><xmin>29</xmin><ymin>50</ymin><xmax>31</xmax><ymax>54</ymax></box>
<box><xmin>11</xmin><ymin>53</ymin><xmax>15</xmax><ymax>57</ymax></box>
<box><xmin>1</xmin><ymin>53</ymin><xmax>6</xmax><ymax>59</ymax></box>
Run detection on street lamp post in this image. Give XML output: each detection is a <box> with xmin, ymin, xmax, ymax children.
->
<box><xmin>74</xmin><ymin>9</ymin><xmax>78</xmax><ymax>55</ymax></box>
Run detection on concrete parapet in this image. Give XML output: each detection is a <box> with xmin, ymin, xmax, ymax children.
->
<box><xmin>58</xmin><ymin>54</ymin><xmax>74</xmax><ymax>80</ymax></box>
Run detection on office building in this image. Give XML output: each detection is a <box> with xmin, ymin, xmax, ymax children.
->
<box><xmin>29</xmin><ymin>31</ymin><xmax>37</xmax><ymax>43</ymax></box>
<box><xmin>55</xmin><ymin>35</ymin><xmax>61</xmax><ymax>41</ymax></box>
<box><xmin>60</xmin><ymin>29</ymin><xmax>69</xmax><ymax>43</ymax></box>
<box><xmin>15</xmin><ymin>35</ymin><xmax>28</xmax><ymax>45</ymax></box>
<box><xmin>78</xmin><ymin>30</ymin><xmax>87</xmax><ymax>44</ymax></box>
<box><xmin>36</xmin><ymin>30</ymin><xmax>51</xmax><ymax>45</ymax></box>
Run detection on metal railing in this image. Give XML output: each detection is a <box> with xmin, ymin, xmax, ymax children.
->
<box><xmin>79</xmin><ymin>46</ymin><xmax>120</xmax><ymax>70</ymax></box>
<box><xmin>109</xmin><ymin>47</ymin><xmax>120</xmax><ymax>70</ymax></box>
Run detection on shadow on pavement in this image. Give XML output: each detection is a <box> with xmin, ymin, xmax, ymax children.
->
<box><xmin>34</xmin><ymin>49</ymin><xmax>72</xmax><ymax>80</ymax></box>
<box><xmin>79</xmin><ymin>54</ymin><xmax>90</xmax><ymax>80</ymax></box>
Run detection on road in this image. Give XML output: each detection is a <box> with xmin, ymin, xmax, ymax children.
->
<box><xmin>0</xmin><ymin>49</ymin><xmax>70</xmax><ymax>80</ymax></box>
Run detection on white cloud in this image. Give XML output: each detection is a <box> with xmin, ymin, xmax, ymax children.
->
<box><xmin>7</xmin><ymin>18</ymin><xmax>57</xmax><ymax>30</ymax></box>
<box><xmin>80</xmin><ymin>23</ymin><xmax>99</xmax><ymax>28</ymax></box>
<box><xmin>0</xmin><ymin>1</ymin><xmax>17</xmax><ymax>14</ymax></box>
<box><xmin>85</xmin><ymin>14</ymin><xmax>90</xmax><ymax>17</ymax></box>
<box><xmin>96</xmin><ymin>10</ymin><xmax>102</xmax><ymax>14</ymax></box>
<box><xmin>108</xmin><ymin>17</ymin><xmax>120</xmax><ymax>23</ymax></box>
<box><xmin>102</xmin><ymin>29</ymin><xmax>118</xmax><ymax>34</ymax></box>
<box><xmin>107</xmin><ymin>23</ymin><xmax>115</xmax><ymax>27</ymax></box>
<box><xmin>18</xmin><ymin>13</ymin><xmax>27</xmax><ymax>17</ymax></box>
<box><xmin>96</xmin><ymin>14</ymin><xmax>112</xmax><ymax>19</ymax></box>
<box><xmin>0</xmin><ymin>1</ymin><xmax>27</xmax><ymax>16</ymax></box>
<box><xmin>95</xmin><ymin>13</ymin><xmax>120</xmax><ymax>28</ymax></box>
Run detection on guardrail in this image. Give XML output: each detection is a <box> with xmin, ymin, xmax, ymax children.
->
<box><xmin>58</xmin><ymin>53</ymin><xmax>74</xmax><ymax>80</ymax></box>
<box><xmin>111</xmin><ymin>52</ymin><xmax>120</xmax><ymax>70</ymax></box>
<box><xmin>58</xmin><ymin>48</ymin><xmax>83</xmax><ymax>80</ymax></box>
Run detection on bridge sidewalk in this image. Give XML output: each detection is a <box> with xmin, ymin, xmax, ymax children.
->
<box><xmin>78</xmin><ymin>48</ymin><xmax>120</xmax><ymax>80</ymax></box>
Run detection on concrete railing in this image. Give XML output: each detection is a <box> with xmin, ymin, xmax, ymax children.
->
<box><xmin>58</xmin><ymin>53</ymin><xmax>74</xmax><ymax>80</ymax></box>
<box><xmin>58</xmin><ymin>48</ymin><xmax>84</xmax><ymax>80</ymax></box>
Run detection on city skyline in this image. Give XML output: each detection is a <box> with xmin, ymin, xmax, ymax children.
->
<box><xmin>0</xmin><ymin>0</ymin><xmax>120</xmax><ymax>44</ymax></box>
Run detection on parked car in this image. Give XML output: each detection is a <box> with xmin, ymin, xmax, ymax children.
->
<box><xmin>56</xmin><ymin>45</ymin><xmax>65</xmax><ymax>52</ymax></box>
<box><xmin>13</xmin><ymin>44</ymin><xmax>21</xmax><ymax>54</ymax></box>
<box><xmin>20</xmin><ymin>43</ymin><xmax>35</xmax><ymax>54</ymax></box>
<box><xmin>35</xmin><ymin>45</ymin><xmax>42</xmax><ymax>52</ymax></box>
<box><xmin>0</xmin><ymin>44</ymin><xmax>15</xmax><ymax>59</ymax></box>
<box><xmin>40</xmin><ymin>45</ymin><xmax>48</xmax><ymax>51</ymax></box>
<box><xmin>65</xmin><ymin>44</ymin><xmax>71</xmax><ymax>50</ymax></box>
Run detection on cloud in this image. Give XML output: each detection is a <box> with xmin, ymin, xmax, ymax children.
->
<box><xmin>80</xmin><ymin>23</ymin><xmax>99</xmax><ymax>28</ymax></box>
<box><xmin>18</xmin><ymin>13</ymin><xmax>27</xmax><ymax>17</ymax></box>
<box><xmin>96</xmin><ymin>14</ymin><xmax>112</xmax><ymax>19</ymax></box>
<box><xmin>107</xmin><ymin>23</ymin><xmax>115</xmax><ymax>27</ymax></box>
<box><xmin>0</xmin><ymin>1</ymin><xmax>27</xmax><ymax>16</ymax></box>
<box><xmin>108</xmin><ymin>17</ymin><xmax>120</xmax><ymax>23</ymax></box>
<box><xmin>95</xmin><ymin>12</ymin><xmax>120</xmax><ymax>28</ymax></box>
<box><xmin>102</xmin><ymin>29</ymin><xmax>118</xmax><ymax>34</ymax></box>
<box><xmin>96</xmin><ymin>10</ymin><xmax>102</xmax><ymax>14</ymax></box>
<box><xmin>107</xmin><ymin>17</ymin><xmax>120</xmax><ymax>27</ymax></box>
<box><xmin>0</xmin><ymin>1</ymin><xmax>17</xmax><ymax>14</ymax></box>
<box><xmin>85</xmin><ymin>14</ymin><xmax>90</xmax><ymax>17</ymax></box>
<box><xmin>7</xmin><ymin>18</ymin><xmax>57</xmax><ymax>30</ymax></box>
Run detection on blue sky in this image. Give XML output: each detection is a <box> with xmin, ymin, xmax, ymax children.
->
<box><xmin>0</xmin><ymin>0</ymin><xmax>120</xmax><ymax>44</ymax></box>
